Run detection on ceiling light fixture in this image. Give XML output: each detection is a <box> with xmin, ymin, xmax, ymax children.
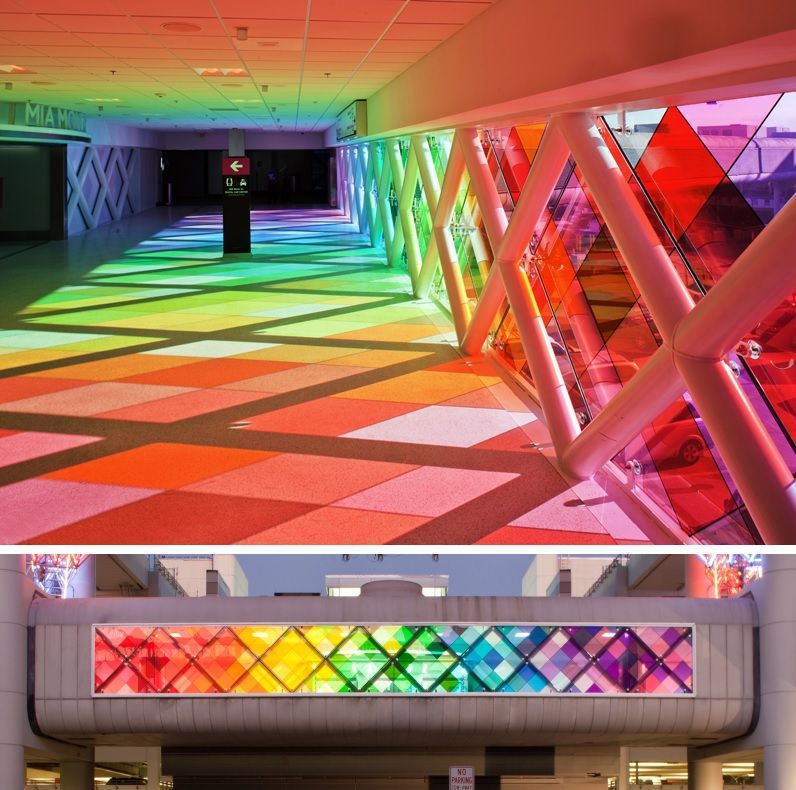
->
<box><xmin>236</xmin><ymin>26</ymin><xmax>248</xmax><ymax>41</ymax></box>
<box><xmin>194</xmin><ymin>67</ymin><xmax>248</xmax><ymax>78</ymax></box>
<box><xmin>161</xmin><ymin>22</ymin><xmax>202</xmax><ymax>33</ymax></box>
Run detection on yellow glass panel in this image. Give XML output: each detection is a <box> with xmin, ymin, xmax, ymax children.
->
<box><xmin>261</xmin><ymin>629</ymin><xmax>322</xmax><ymax>691</ymax></box>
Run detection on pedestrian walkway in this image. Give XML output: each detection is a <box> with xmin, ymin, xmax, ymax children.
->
<box><xmin>0</xmin><ymin>208</ymin><xmax>660</xmax><ymax>545</ymax></box>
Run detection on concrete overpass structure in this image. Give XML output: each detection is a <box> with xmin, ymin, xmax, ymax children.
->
<box><xmin>4</xmin><ymin>555</ymin><xmax>796</xmax><ymax>789</ymax></box>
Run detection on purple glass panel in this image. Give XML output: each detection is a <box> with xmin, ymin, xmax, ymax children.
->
<box><xmin>680</xmin><ymin>94</ymin><xmax>780</xmax><ymax>170</ymax></box>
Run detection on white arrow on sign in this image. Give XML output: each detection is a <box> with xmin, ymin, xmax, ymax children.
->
<box><xmin>230</xmin><ymin>160</ymin><xmax>243</xmax><ymax>172</ymax></box>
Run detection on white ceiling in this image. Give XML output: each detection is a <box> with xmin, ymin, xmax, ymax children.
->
<box><xmin>0</xmin><ymin>0</ymin><xmax>497</xmax><ymax>131</ymax></box>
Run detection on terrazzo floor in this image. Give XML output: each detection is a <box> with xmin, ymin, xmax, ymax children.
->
<box><xmin>0</xmin><ymin>207</ymin><xmax>665</xmax><ymax>545</ymax></box>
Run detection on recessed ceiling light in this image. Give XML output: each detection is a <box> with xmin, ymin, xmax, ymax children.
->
<box><xmin>257</xmin><ymin>40</ymin><xmax>278</xmax><ymax>47</ymax></box>
<box><xmin>222</xmin><ymin>83</ymin><xmax>242</xmax><ymax>88</ymax></box>
<box><xmin>0</xmin><ymin>65</ymin><xmax>34</xmax><ymax>74</ymax></box>
<box><xmin>161</xmin><ymin>22</ymin><xmax>202</xmax><ymax>33</ymax></box>
<box><xmin>85</xmin><ymin>97</ymin><xmax>120</xmax><ymax>102</ymax></box>
<box><xmin>194</xmin><ymin>67</ymin><xmax>248</xmax><ymax>78</ymax></box>
<box><xmin>31</xmin><ymin>80</ymin><xmax>55</xmax><ymax>85</ymax></box>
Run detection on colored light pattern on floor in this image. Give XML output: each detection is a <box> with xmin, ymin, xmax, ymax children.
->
<box><xmin>0</xmin><ymin>208</ymin><xmax>655</xmax><ymax>544</ymax></box>
<box><xmin>94</xmin><ymin>624</ymin><xmax>692</xmax><ymax>696</ymax></box>
<box><xmin>461</xmin><ymin>94</ymin><xmax>795</xmax><ymax>543</ymax></box>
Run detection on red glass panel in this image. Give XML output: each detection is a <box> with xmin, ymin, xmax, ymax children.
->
<box><xmin>537</xmin><ymin>227</ymin><xmax>576</xmax><ymax>314</ymax></box>
<box><xmin>604</xmin><ymin>304</ymin><xmax>659</xmax><ymax>384</ymax></box>
<box><xmin>679</xmin><ymin>176</ymin><xmax>764</xmax><ymax>289</ymax></box>
<box><xmin>129</xmin><ymin>628</ymin><xmax>189</xmax><ymax>692</ymax></box>
<box><xmin>634</xmin><ymin>107</ymin><xmax>725</xmax><ymax>239</ymax></box>
<box><xmin>496</xmin><ymin>127</ymin><xmax>532</xmax><ymax>201</ymax></box>
<box><xmin>641</xmin><ymin>398</ymin><xmax>738</xmax><ymax>534</ymax></box>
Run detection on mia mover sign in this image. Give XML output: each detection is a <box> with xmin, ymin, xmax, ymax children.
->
<box><xmin>449</xmin><ymin>766</ymin><xmax>474</xmax><ymax>790</ymax></box>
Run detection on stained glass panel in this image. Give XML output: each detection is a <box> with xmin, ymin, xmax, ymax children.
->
<box><xmin>94</xmin><ymin>624</ymin><xmax>693</xmax><ymax>696</ymax></box>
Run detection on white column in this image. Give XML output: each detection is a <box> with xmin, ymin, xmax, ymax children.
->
<box><xmin>617</xmin><ymin>746</ymin><xmax>630</xmax><ymax>790</ymax></box>
<box><xmin>61</xmin><ymin>755</ymin><xmax>94</xmax><ymax>790</ymax></box>
<box><xmin>757</xmin><ymin>555</ymin><xmax>796</xmax><ymax>790</ymax></box>
<box><xmin>685</xmin><ymin>555</ymin><xmax>715</xmax><ymax>599</ymax></box>
<box><xmin>68</xmin><ymin>554</ymin><xmax>95</xmax><ymax>599</ymax></box>
<box><xmin>687</xmin><ymin>758</ymin><xmax>723</xmax><ymax>790</ymax></box>
<box><xmin>0</xmin><ymin>555</ymin><xmax>28</xmax><ymax>790</ymax></box>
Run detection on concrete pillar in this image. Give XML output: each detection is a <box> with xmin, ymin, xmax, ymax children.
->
<box><xmin>685</xmin><ymin>554</ymin><xmax>715</xmax><ymax>598</ymax></box>
<box><xmin>68</xmin><ymin>554</ymin><xmax>95</xmax><ymax>599</ymax></box>
<box><xmin>617</xmin><ymin>745</ymin><xmax>630</xmax><ymax>790</ymax></box>
<box><xmin>61</xmin><ymin>755</ymin><xmax>94</xmax><ymax>789</ymax></box>
<box><xmin>687</xmin><ymin>758</ymin><xmax>723</xmax><ymax>790</ymax></box>
<box><xmin>756</xmin><ymin>555</ymin><xmax>796</xmax><ymax>790</ymax></box>
<box><xmin>228</xmin><ymin>128</ymin><xmax>245</xmax><ymax>156</ymax></box>
<box><xmin>147</xmin><ymin>746</ymin><xmax>161</xmax><ymax>789</ymax></box>
<box><xmin>0</xmin><ymin>555</ymin><xmax>29</xmax><ymax>789</ymax></box>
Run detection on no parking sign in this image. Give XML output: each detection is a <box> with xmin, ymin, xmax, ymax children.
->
<box><xmin>449</xmin><ymin>766</ymin><xmax>474</xmax><ymax>790</ymax></box>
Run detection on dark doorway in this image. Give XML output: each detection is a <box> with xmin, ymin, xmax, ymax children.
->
<box><xmin>0</xmin><ymin>143</ymin><xmax>65</xmax><ymax>241</ymax></box>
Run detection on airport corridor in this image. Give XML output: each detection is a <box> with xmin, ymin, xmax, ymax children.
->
<box><xmin>0</xmin><ymin>208</ymin><xmax>657</xmax><ymax>545</ymax></box>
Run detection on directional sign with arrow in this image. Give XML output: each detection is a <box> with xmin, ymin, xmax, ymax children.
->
<box><xmin>222</xmin><ymin>156</ymin><xmax>250</xmax><ymax>176</ymax></box>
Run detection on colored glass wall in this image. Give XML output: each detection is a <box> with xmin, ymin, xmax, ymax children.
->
<box><xmin>488</xmin><ymin>93</ymin><xmax>796</xmax><ymax>542</ymax></box>
<box><xmin>94</xmin><ymin>624</ymin><xmax>693</xmax><ymax>696</ymax></box>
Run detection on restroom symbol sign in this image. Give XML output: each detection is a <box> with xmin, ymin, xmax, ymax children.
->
<box><xmin>449</xmin><ymin>766</ymin><xmax>474</xmax><ymax>790</ymax></box>
<box><xmin>222</xmin><ymin>156</ymin><xmax>250</xmax><ymax>175</ymax></box>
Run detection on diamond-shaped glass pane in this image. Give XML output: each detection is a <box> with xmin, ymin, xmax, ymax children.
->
<box><xmin>261</xmin><ymin>628</ymin><xmax>323</xmax><ymax>692</ymax></box>
<box><xmin>328</xmin><ymin>628</ymin><xmax>389</xmax><ymax>690</ymax></box>
<box><xmin>396</xmin><ymin>628</ymin><xmax>457</xmax><ymax>691</ymax></box>
<box><xmin>462</xmin><ymin>628</ymin><xmax>523</xmax><ymax>690</ymax></box>
<box><xmin>194</xmin><ymin>628</ymin><xmax>257</xmax><ymax>692</ymax></box>
<box><xmin>529</xmin><ymin>628</ymin><xmax>591</xmax><ymax>691</ymax></box>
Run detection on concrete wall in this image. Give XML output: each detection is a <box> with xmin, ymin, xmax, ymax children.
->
<box><xmin>159</xmin><ymin>556</ymin><xmax>249</xmax><ymax>598</ymax></box>
<box><xmin>66</xmin><ymin>143</ymin><xmax>160</xmax><ymax>235</ymax></box>
<box><xmin>361</xmin><ymin>0</ymin><xmax>796</xmax><ymax>137</ymax></box>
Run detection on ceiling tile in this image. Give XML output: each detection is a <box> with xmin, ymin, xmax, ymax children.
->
<box><xmin>212</xmin><ymin>0</ymin><xmax>308</xmax><ymax>20</ymax></box>
<box><xmin>309</xmin><ymin>20</ymin><xmax>384</xmax><ymax>38</ymax></box>
<box><xmin>116</xmin><ymin>0</ymin><xmax>219</xmax><ymax>14</ymax></box>
<box><xmin>39</xmin><ymin>14</ymin><xmax>146</xmax><ymax>33</ymax></box>
<box><xmin>0</xmin><ymin>12</ymin><xmax>62</xmax><ymax>30</ymax></box>
<box><xmin>221</xmin><ymin>19</ymin><xmax>306</xmax><ymax>38</ymax></box>
<box><xmin>398</xmin><ymin>0</ymin><xmax>492</xmax><ymax>24</ymax></box>
<box><xmin>383</xmin><ymin>22</ymin><xmax>461</xmax><ymax>40</ymax></box>
<box><xmin>310</xmin><ymin>0</ymin><xmax>405</xmax><ymax>22</ymax></box>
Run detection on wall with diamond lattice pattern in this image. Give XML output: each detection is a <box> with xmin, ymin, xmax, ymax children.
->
<box><xmin>30</xmin><ymin>593</ymin><xmax>755</xmax><ymax>746</ymax></box>
<box><xmin>66</xmin><ymin>144</ymin><xmax>159</xmax><ymax>235</ymax></box>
